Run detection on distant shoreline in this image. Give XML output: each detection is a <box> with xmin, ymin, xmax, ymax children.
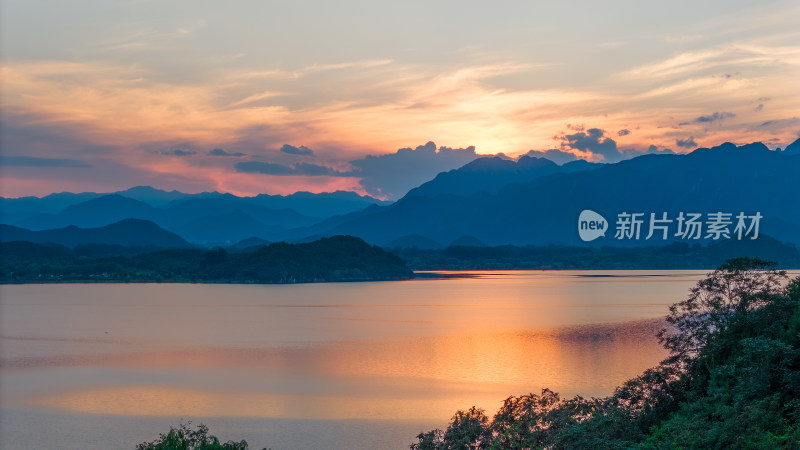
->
<box><xmin>7</xmin><ymin>269</ymin><xmax>799</xmax><ymax>285</ymax></box>
<box><xmin>0</xmin><ymin>275</ymin><xmax>413</xmax><ymax>285</ymax></box>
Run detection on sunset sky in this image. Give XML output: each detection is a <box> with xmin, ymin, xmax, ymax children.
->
<box><xmin>1</xmin><ymin>0</ymin><xmax>798</xmax><ymax>199</ymax></box>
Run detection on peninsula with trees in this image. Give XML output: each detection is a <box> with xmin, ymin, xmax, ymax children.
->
<box><xmin>0</xmin><ymin>235</ymin><xmax>413</xmax><ymax>284</ymax></box>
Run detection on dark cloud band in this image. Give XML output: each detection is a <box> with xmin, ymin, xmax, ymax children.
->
<box><xmin>0</xmin><ymin>156</ymin><xmax>91</xmax><ymax>168</ymax></box>
<box><xmin>280</xmin><ymin>144</ymin><xmax>315</xmax><ymax>156</ymax></box>
<box><xmin>235</xmin><ymin>161</ymin><xmax>339</xmax><ymax>176</ymax></box>
<box><xmin>209</xmin><ymin>148</ymin><xmax>246</xmax><ymax>157</ymax></box>
<box><xmin>676</xmin><ymin>137</ymin><xmax>697</xmax><ymax>148</ymax></box>
<box><xmin>694</xmin><ymin>112</ymin><xmax>735</xmax><ymax>123</ymax></box>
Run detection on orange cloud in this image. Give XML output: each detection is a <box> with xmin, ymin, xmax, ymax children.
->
<box><xmin>2</xmin><ymin>39</ymin><xmax>799</xmax><ymax>197</ymax></box>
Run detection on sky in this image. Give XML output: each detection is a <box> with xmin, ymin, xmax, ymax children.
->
<box><xmin>1</xmin><ymin>0</ymin><xmax>799</xmax><ymax>199</ymax></box>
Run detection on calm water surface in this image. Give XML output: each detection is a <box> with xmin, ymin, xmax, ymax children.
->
<box><xmin>1</xmin><ymin>270</ymin><xmax>707</xmax><ymax>449</ymax></box>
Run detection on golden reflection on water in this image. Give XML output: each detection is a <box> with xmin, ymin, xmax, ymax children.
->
<box><xmin>15</xmin><ymin>320</ymin><xmax>667</xmax><ymax>421</ymax></box>
<box><xmin>1</xmin><ymin>272</ymin><xmax>692</xmax><ymax>424</ymax></box>
<box><xmin>27</xmin><ymin>386</ymin><xmax>498</xmax><ymax>420</ymax></box>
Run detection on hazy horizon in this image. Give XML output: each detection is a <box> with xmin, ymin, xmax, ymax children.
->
<box><xmin>3</xmin><ymin>135</ymin><xmax>798</xmax><ymax>201</ymax></box>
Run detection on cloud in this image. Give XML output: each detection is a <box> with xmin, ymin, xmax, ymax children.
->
<box><xmin>301</xmin><ymin>59</ymin><xmax>394</xmax><ymax>74</ymax></box>
<box><xmin>626</xmin><ymin>49</ymin><xmax>723</xmax><ymax>79</ymax></box>
<box><xmin>646</xmin><ymin>145</ymin><xmax>674</xmax><ymax>154</ymax></box>
<box><xmin>159</xmin><ymin>149</ymin><xmax>197</xmax><ymax>156</ymax></box>
<box><xmin>294</xmin><ymin>162</ymin><xmax>337</xmax><ymax>176</ymax></box>
<box><xmin>348</xmin><ymin>142</ymin><xmax>479</xmax><ymax>199</ymax></box>
<box><xmin>753</xmin><ymin>104</ymin><xmax>764</xmax><ymax>112</ymax></box>
<box><xmin>560</xmin><ymin>128</ymin><xmax>622</xmax><ymax>163</ymax></box>
<box><xmin>620</xmin><ymin>144</ymin><xmax>675</xmax><ymax>159</ymax></box>
<box><xmin>524</xmin><ymin>149</ymin><xmax>577</xmax><ymax>165</ymax></box>
<box><xmin>0</xmin><ymin>156</ymin><xmax>92</xmax><ymax>167</ymax></box>
<box><xmin>235</xmin><ymin>162</ymin><xmax>295</xmax><ymax>175</ymax></box>
<box><xmin>676</xmin><ymin>137</ymin><xmax>698</xmax><ymax>148</ymax></box>
<box><xmin>637</xmin><ymin>74</ymin><xmax>737</xmax><ymax>100</ymax></box>
<box><xmin>625</xmin><ymin>43</ymin><xmax>800</xmax><ymax>80</ymax></box>
<box><xmin>235</xmin><ymin>161</ymin><xmax>337</xmax><ymax>176</ymax></box>
<box><xmin>280</xmin><ymin>144</ymin><xmax>314</xmax><ymax>156</ymax></box>
<box><xmin>209</xmin><ymin>148</ymin><xmax>246</xmax><ymax>157</ymax></box>
<box><xmin>3</xmin><ymin>26</ymin><xmax>798</xmax><ymax>199</ymax></box>
<box><xmin>754</xmin><ymin>118</ymin><xmax>800</xmax><ymax>131</ymax></box>
<box><xmin>617</xmin><ymin>129</ymin><xmax>631</xmax><ymax>136</ymax></box>
<box><xmin>694</xmin><ymin>112</ymin><xmax>735</xmax><ymax>123</ymax></box>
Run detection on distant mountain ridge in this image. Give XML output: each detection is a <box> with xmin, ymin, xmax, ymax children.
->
<box><xmin>1</xmin><ymin>187</ymin><xmax>390</xmax><ymax>245</ymax></box>
<box><xmin>0</xmin><ymin>219</ymin><xmax>192</xmax><ymax>248</ymax></box>
<box><xmin>173</xmin><ymin>209</ymin><xmax>281</xmax><ymax>244</ymax></box>
<box><xmin>55</xmin><ymin>194</ymin><xmax>162</xmax><ymax>228</ymax></box>
<box><xmin>0</xmin><ymin>186</ymin><xmax>388</xmax><ymax>213</ymax></box>
<box><xmin>406</xmin><ymin>155</ymin><xmax>599</xmax><ymax>198</ymax></box>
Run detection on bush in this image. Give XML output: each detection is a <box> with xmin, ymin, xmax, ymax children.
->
<box><xmin>136</xmin><ymin>423</ymin><xmax>260</xmax><ymax>450</ymax></box>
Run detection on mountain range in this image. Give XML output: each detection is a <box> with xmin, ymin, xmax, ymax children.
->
<box><xmin>0</xmin><ymin>219</ymin><xmax>191</xmax><ymax>248</ymax></box>
<box><xmin>1</xmin><ymin>188</ymin><xmax>388</xmax><ymax>245</ymax></box>
<box><xmin>405</xmin><ymin>156</ymin><xmax>598</xmax><ymax>198</ymax></box>
<box><xmin>2</xmin><ymin>138</ymin><xmax>799</xmax><ymax>250</ymax></box>
<box><xmin>288</xmin><ymin>139</ymin><xmax>800</xmax><ymax>247</ymax></box>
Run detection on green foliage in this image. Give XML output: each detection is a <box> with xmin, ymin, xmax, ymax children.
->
<box><xmin>136</xmin><ymin>423</ymin><xmax>257</xmax><ymax>450</ymax></box>
<box><xmin>488</xmin><ymin>389</ymin><xmax>594</xmax><ymax>449</ymax></box>
<box><xmin>412</xmin><ymin>258</ymin><xmax>800</xmax><ymax>449</ymax></box>
<box><xmin>658</xmin><ymin>257</ymin><xmax>787</xmax><ymax>360</ymax></box>
<box><xmin>443</xmin><ymin>407</ymin><xmax>490</xmax><ymax>449</ymax></box>
<box><xmin>411</xmin><ymin>428</ymin><xmax>444</xmax><ymax>450</ymax></box>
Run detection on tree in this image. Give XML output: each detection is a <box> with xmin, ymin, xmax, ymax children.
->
<box><xmin>442</xmin><ymin>407</ymin><xmax>490</xmax><ymax>449</ymax></box>
<box><xmin>657</xmin><ymin>257</ymin><xmax>787</xmax><ymax>360</ymax></box>
<box><xmin>136</xmin><ymin>423</ymin><xmax>258</xmax><ymax>450</ymax></box>
<box><xmin>489</xmin><ymin>389</ymin><xmax>593</xmax><ymax>449</ymax></box>
<box><xmin>410</xmin><ymin>407</ymin><xmax>489</xmax><ymax>450</ymax></box>
<box><xmin>410</xmin><ymin>428</ymin><xmax>445</xmax><ymax>450</ymax></box>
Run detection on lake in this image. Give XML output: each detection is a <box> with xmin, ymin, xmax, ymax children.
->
<box><xmin>0</xmin><ymin>270</ymin><xmax>707</xmax><ymax>449</ymax></box>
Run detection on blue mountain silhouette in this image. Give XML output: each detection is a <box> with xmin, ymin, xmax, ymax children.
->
<box><xmin>311</xmin><ymin>139</ymin><xmax>800</xmax><ymax>247</ymax></box>
<box><xmin>0</xmin><ymin>219</ymin><xmax>192</xmax><ymax>248</ymax></box>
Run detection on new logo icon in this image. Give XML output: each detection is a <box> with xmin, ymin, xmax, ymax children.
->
<box><xmin>578</xmin><ymin>210</ymin><xmax>607</xmax><ymax>242</ymax></box>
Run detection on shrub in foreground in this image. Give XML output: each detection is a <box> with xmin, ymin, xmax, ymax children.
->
<box><xmin>136</xmin><ymin>423</ymin><xmax>262</xmax><ymax>450</ymax></box>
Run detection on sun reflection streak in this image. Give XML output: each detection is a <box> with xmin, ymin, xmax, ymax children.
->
<box><xmin>13</xmin><ymin>320</ymin><xmax>667</xmax><ymax>422</ymax></box>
